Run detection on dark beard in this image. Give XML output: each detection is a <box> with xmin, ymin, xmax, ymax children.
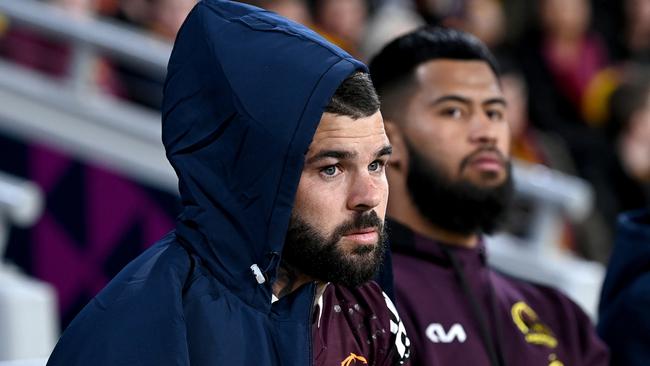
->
<box><xmin>282</xmin><ymin>211</ymin><xmax>386</xmax><ymax>288</ymax></box>
<box><xmin>405</xmin><ymin>141</ymin><xmax>514</xmax><ymax>235</ymax></box>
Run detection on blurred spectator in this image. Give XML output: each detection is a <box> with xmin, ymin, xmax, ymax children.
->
<box><xmin>310</xmin><ymin>0</ymin><xmax>369</xmax><ymax>56</ymax></box>
<box><xmin>518</xmin><ymin>0</ymin><xmax>616</xmax><ymax>129</ymax></box>
<box><xmin>516</xmin><ymin>0</ymin><xmax>622</xmax><ymax>244</ymax></box>
<box><xmin>410</xmin><ymin>0</ymin><xmax>506</xmax><ymax>50</ymax></box>
<box><xmin>444</xmin><ymin>0</ymin><xmax>506</xmax><ymax>50</ymax></box>
<box><xmin>109</xmin><ymin>0</ymin><xmax>197</xmax><ymax>109</ymax></box>
<box><xmin>108</xmin><ymin>0</ymin><xmax>152</xmax><ymax>29</ymax></box>
<box><xmin>0</xmin><ymin>0</ymin><xmax>197</xmax><ymax>109</ymax></box>
<box><xmin>606</xmin><ymin>66</ymin><xmax>650</xmax><ymax>212</ymax></box>
<box><xmin>361</xmin><ymin>1</ymin><xmax>424</xmax><ymax>60</ymax></box>
<box><xmin>364</xmin><ymin>0</ymin><xmax>506</xmax><ymax>60</ymax></box>
<box><xmin>499</xmin><ymin>0</ymin><xmax>536</xmax><ymax>48</ymax></box>
<box><xmin>0</xmin><ymin>0</ymin><xmax>124</xmax><ymax>95</ymax></box>
<box><xmin>500</xmin><ymin>61</ymin><xmax>612</xmax><ymax>261</ymax></box>
<box><xmin>594</xmin><ymin>0</ymin><xmax>650</xmax><ymax>63</ymax></box>
<box><xmin>55</xmin><ymin>0</ymin><xmax>95</xmax><ymax>17</ymax></box>
<box><xmin>101</xmin><ymin>0</ymin><xmax>196</xmax><ymax>39</ymax></box>
<box><xmin>412</xmin><ymin>0</ymin><xmax>464</xmax><ymax>25</ymax></box>
<box><xmin>534</xmin><ymin>0</ymin><xmax>613</xmax><ymax>126</ymax></box>
<box><xmin>501</xmin><ymin>64</ymin><xmax>575</xmax><ymax>174</ymax></box>
<box><xmin>150</xmin><ymin>0</ymin><xmax>198</xmax><ymax>41</ymax></box>
<box><xmin>0</xmin><ymin>25</ymin><xmax>73</xmax><ymax>78</ymax></box>
<box><xmin>621</xmin><ymin>0</ymin><xmax>650</xmax><ymax>62</ymax></box>
<box><xmin>257</xmin><ymin>0</ymin><xmax>312</xmax><ymax>25</ymax></box>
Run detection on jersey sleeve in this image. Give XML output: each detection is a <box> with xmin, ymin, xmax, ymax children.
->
<box><xmin>381</xmin><ymin>291</ymin><xmax>411</xmax><ymax>365</ymax></box>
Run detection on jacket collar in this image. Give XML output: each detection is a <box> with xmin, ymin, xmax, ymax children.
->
<box><xmin>387</xmin><ymin>218</ymin><xmax>488</xmax><ymax>269</ymax></box>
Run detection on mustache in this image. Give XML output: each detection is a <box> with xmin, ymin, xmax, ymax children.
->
<box><xmin>459</xmin><ymin>146</ymin><xmax>507</xmax><ymax>172</ymax></box>
<box><xmin>331</xmin><ymin>211</ymin><xmax>383</xmax><ymax>240</ymax></box>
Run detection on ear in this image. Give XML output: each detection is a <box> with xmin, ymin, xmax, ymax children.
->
<box><xmin>384</xmin><ymin>120</ymin><xmax>407</xmax><ymax>173</ymax></box>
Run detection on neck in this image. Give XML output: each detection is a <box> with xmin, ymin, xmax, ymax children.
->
<box><xmin>387</xmin><ymin>176</ymin><xmax>479</xmax><ymax>248</ymax></box>
<box><xmin>272</xmin><ymin>261</ymin><xmax>313</xmax><ymax>299</ymax></box>
<box><xmin>392</xmin><ymin>214</ymin><xmax>479</xmax><ymax>248</ymax></box>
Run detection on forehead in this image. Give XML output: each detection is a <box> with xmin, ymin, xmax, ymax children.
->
<box><xmin>413</xmin><ymin>59</ymin><xmax>502</xmax><ymax>100</ymax></box>
<box><xmin>308</xmin><ymin>111</ymin><xmax>388</xmax><ymax>153</ymax></box>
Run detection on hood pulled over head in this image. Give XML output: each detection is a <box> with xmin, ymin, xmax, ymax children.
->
<box><xmin>161</xmin><ymin>0</ymin><xmax>365</xmax><ymax>308</ymax></box>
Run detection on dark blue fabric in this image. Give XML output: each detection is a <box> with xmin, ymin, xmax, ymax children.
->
<box><xmin>47</xmin><ymin>1</ymin><xmax>365</xmax><ymax>365</ymax></box>
<box><xmin>598</xmin><ymin>208</ymin><xmax>650</xmax><ymax>366</ymax></box>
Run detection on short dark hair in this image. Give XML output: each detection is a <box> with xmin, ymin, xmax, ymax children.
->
<box><xmin>608</xmin><ymin>67</ymin><xmax>650</xmax><ymax>138</ymax></box>
<box><xmin>325</xmin><ymin>71</ymin><xmax>380</xmax><ymax>119</ymax></box>
<box><xmin>368</xmin><ymin>27</ymin><xmax>499</xmax><ymax>121</ymax></box>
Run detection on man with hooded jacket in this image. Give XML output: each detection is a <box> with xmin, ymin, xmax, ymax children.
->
<box><xmin>46</xmin><ymin>1</ymin><xmax>409</xmax><ymax>365</ymax></box>
<box><xmin>368</xmin><ymin>27</ymin><xmax>608</xmax><ymax>366</ymax></box>
<box><xmin>598</xmin><ymin>208</ymin><xmax>650</xmax><ymax>365</ymax></box>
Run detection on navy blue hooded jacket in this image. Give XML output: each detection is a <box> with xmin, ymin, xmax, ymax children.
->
<box><xmin>598</xmin><ymin>209</ymin><xmax>650</xmax><ymax>366</ymax></box>
<box><xmin>47</xmin><ymin>1</ymin><xmax>368</xmax><ymax>365</ymax></box>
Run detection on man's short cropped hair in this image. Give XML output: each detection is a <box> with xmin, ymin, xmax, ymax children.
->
<box><xmin>325</xmin><ymin>71</ymin><xmax>380</xmax><ymax>119</ymax></box>
<box><xmin>368</xmin><ymin>27</ymin><xmax>499</xmax><ymax>120</ymax></box>
<box><xmin>607</xmin><ymin>67</ymin><xmax>650</xmax><ymax>138</ymax></box>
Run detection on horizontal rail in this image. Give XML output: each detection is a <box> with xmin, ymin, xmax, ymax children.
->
<box><xmin>0</xmin><ymin>0</ymin><xmax>171</xmax><ymax>75</ymax></box>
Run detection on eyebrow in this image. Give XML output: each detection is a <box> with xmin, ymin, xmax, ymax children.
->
<box><xmin>376</xmin><ymin>145</ymin><xmax>393</xmax><ymax>158</ymax></box>
<box><xmin>306</xmin><ymin>150</ymin><xmax>356</xmax><ymax>165</ymax></box>
<box><xmin>431</xmin><ymin>95</ymin><xmax>508</xmax><ymax>108</ymax></box>
<box><xmin>483</xmin><ymin>97</ymin><xmax>508</xmax><ymax>107</ymax></box>
<box><xmin>305</xmin><ymin>144</ymin><xmax>392</xmax><ymax>165</ymax></box>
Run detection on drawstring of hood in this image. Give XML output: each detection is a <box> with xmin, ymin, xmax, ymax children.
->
<box><xmin>250</xmin><ymin>251</ymin><xmax>282</xmax><ymax>285</ymax></box>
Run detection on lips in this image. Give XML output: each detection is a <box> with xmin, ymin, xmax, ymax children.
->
<box><xmin>342</xmin><ymin>227</ymin><xmax>379</xmax><ymax>245</ymax></box>
<box><xmin>346</xmin><ymin>227</ymin><xmax>377</xmax><ymax>235</ymax></box>
<box><xmin>466</xmin><ymin>151</ymin><xmax>505</xmax><ymax>172</ymax></box>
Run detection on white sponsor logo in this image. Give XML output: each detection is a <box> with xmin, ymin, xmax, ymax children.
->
<box><xmin>426</xmin><ymin>323</ymin><xmax>467</xmax><ymax>344</ymax></box>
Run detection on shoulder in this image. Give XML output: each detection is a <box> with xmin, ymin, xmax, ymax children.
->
<box><xmin>598</xmin><ymin>210</ymin><xmax>650</xmax><ymax>331</ymax></box>
<box><xmin>492</xmin><ymin>271</ymin><xmax>588</xmax><ymax>317</ymax></box>
<box><xmin>598</xmin><ymin>271</ymin><xmax>650</xmax><ymax>365</ymax></box>
<box><xmin>93</xmin><ymin>233</ymin><xmax>193</xmax><ymax>309</ymax></box>
<box><xmin>330</xmin><ymin>282</ymin><xmax>403</xmax><ymax>326</ymax></box>
<box><xmin>74</xmin><ymin>232</ymin><xmax>194</xmax><ymax>322</ymax></box>
<box><xmin>600</xmin><ymin>209</ymin><xmax>650</xmax><ymax>308</ymax></box>
<box><xmin>493</xmin><ymin>272</ymin><xmax>596</xmax><ymax>338</ymax></box>
<box><xmin>493</xmin><ymin>271</ymin><xmax>609</xmax><ymax>363</ymax></box>
<box><xmin>329</xmin><ymin>282</ymin><xmax>411</xmax><ymax>365</ymax></box>
<box><xmin>48</xmin><ymin>233</ymin><xmax>194</xmax><ymax>365</ymax></box>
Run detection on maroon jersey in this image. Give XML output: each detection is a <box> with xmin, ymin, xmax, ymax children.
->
<box><xmin>313</xmin><ymin>281</ymin><xmax>410</xmax><ymax>366</ymax></box>
<box><xmin>389</xmin><ymin>219</ymin><xmax>608</xmax><ymax>366</ymax></box>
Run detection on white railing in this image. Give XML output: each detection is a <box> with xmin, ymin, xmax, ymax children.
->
<box><xmin>0</xmin><ymin>0</ymin><xmax>170</xmax><ymax>76</ymax></box>
<box><xmin>0</xmin><ymin>172</ymin><xmax>56</xmax><ymax>362</ymax></box>
<box><xmin>490</xmin><ymin>162</ymin><xmax>604</xmax><ymax>320</ymax></box>
<box><xmin>0</xmin><ymin>0</ymin><xmax>176</xmax><ymax>193</ymax></box>
<box><xmin>511</xmin><ymin>161</ymin><xmax>594</xmax><ymax>254</ymax></box>
<box><xmin>0</xmin><ymin>171</ymin><xmax>43</xmax><ymax>258</ymax></box>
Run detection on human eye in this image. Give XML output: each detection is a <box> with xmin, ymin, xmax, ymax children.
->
<box><xmin>368</xmin><ymin>160</ymin><xmax>386</xmax><ymax>173</ymax></box>
<box><xmin>439</xmin><ymin>106</ymin><xmax>463</xmax><ymax>119</ymax></box>
<box><xmin>320</xmin><ymin>165</ymin><xmax>341</xmax><ymax>178</ymax></box>
<box><xmin>486</xmin><ymin>108</ymin><xmax>505</xmax><ymax>121</ymax></box>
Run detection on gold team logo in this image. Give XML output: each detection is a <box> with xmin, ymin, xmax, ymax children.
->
<box><xmin>511</xmin><ymin>301</ymin><xmax>565</xmax><ymax>366</ymax></box>
<box><xmin>511</xmin><ymin>301</ymin><xmax>558</xmax><ymax>348</ymax></box>
<box><xmin>341</xmin><ymin>353</ymin><xmax>368</xmax><ymax>366</ymax></box>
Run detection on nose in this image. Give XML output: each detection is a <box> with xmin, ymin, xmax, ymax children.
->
<box><xmin>347</xmin><ymin>172</ymin><xmax>384</xmax><ymax>212</ymax></box>
<box><xmin>468</xmin><ymin>112</ymin><xmax>499</xmax><ymax>146</ymax></box>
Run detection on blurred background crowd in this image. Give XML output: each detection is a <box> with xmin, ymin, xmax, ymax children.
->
<box><xmin>0</xmin><ymin>0</ymin><xmax>648</xmax><ymax>361</ymax></box>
